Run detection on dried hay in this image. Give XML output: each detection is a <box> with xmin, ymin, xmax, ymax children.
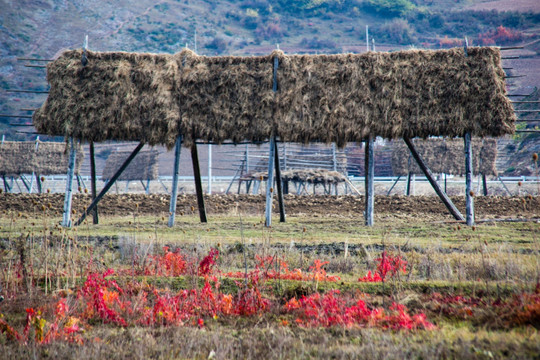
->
<box><xmin>244</xmin><ymin>169</ymin><xmax>346</xmax><ymax>184</ymax></box>
<box><xmin>102</xmin><ymin>149</ymin><xmax>159</xmax><ymax>181</ymax></box>
<box><xmin>33</xmin><ymin>50</ymin><xmax>180</xmax><ymax>148</ymax></box>
<box><xmin>391</xmin><ymin>138</ymin><xmax>498</xmax><ymax>176</ymax></box>
<box><xmin>34</xmin><ymin>47</ymin><xmax>514</xmax><ymax>147</ymax></box>
<box><xmin>0</xmin><ymin>141</ymin><xmax>83</xmax><ymax>176</ymax></box>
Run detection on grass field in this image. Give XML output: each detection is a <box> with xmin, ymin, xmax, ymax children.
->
<box><xmin>0</xmin><ymin>199</ymin><xmax>539</xmax><ymax>359</ymax></box>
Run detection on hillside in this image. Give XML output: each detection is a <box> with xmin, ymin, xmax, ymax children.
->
<box><xmin>1</xmin><ymin>0</ymin><xmax>539</xmax><ymax>140</ymax></box>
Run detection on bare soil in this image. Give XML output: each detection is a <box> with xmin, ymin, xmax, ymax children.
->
<box><xmin>1</xmin><ymin>193</ymin><xmax>538</xmax><ymax>220</ymax></box>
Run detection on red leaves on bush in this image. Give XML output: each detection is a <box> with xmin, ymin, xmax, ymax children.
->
<box><xmin>79</xmin><ymin>269</ymin><xmax>127</xmax><ymax>326</ymax></box>
<box><xmin>198</xmin><ymin>248</ymin><xmax>219</xmax><ymax>276</ymax></box>
<box><xmin>224</xmin><ymin>255</ymin><xmax>340</xmax><ymax>282</ymax></box>
<box><xmin>284</xmin><ymin>290</ymin><xmax>434</xmax><ymax>330</ymax></box>
<box><xmin>149</xmin><ymin>247</ymin><xmax>187</xmax><ymax>276</ymax></box>
<box><xmin>358</xmin><ymin>251</ymin><xmax>407</xmax><ymax>282</ymax></box>
<box><xmin>479</xmin><ymin>26</ymin><xmax>523</xmax><ymax>45</ymax></box>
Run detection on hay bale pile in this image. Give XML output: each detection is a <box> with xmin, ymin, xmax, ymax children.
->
<box><xmin>0</xmin><ymin>141</ymin><xmax>83</xmax><ymax>176</ymax></box>
<box><xmin>34</xmin><ymin>47</ymin><xmax>515</xmax><ymax>147</ymax></box>
<box><xmin>102</xmin><ymin>149</ymin><xmax>159</xmax><ymax>181</ymax></box>
<box><xmin>244</xmin><ymin>169</ymin><xmax>346</xmax><ymax>185</ymax></box>
<box><xmin>391</xmin><ymin>138</ymin><xmax>498</xmax><ymax>176</ymax></box>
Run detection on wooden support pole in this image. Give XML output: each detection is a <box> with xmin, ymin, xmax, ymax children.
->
<box><xmin>403</xmin><ymin>137</ymin><xmax>465</xmax><ymax>221</ymax></box>
<box><xmin>35</xmin><ymin>173</ymin><xmax>42</xmax><ymax>193</ymax></box>
<box><xmin>62</xmin><ymin>138</ymin><xmax>78</xmax><ymax>227</ymax></box>
<box><xmin>89</xmin><ymin>141</ymin><xmax>99</xmax><ymax>224</ymax></box>
<box><xmin>265</xmin><ymin>136</ymin><xmax>276</xmax><ymax>227</ymax></box>
<box><xmin>274</xmin><ymin>137</ymin><xmax>286</xmax><ymax>223</ymax></box>
<box><xmin>3</xmin><ymin>175</ymin><xmax>11</xmax><ymax>193</ymax></box>
<box><xmin>75</xmin><ymin>142</ymin><xmax>144</xmax><ymax>227</ymax></box>
<box><xmin>265</xmin><ymin>54</ymin><xmax>279</xmax><ymax>227</ymax></box>
<box><xmin>168</xmin><ymin>136</ymin><xmax>183</xmax><ymax>227</ymax></box>
<box><xmin>464</xmin><ymin>132</ymin><xmax>475</xmax><ymax>226</ymax></box>
<box><xmin>191</xmin><ymin>143</ymin><xmax>207</xmax><ymax>223</ymax></box>
<box><xmin>482</xmin><ymin>174</ymin><xmax>488</xmax><ymax>196</ymax></box>
<box><xmin>406</xmin><ymin>173</ymin><xmax>412</xmax><ymax>196</ymax></box>
<box><xmin>386</xmin><ymin>175</ymin><xmax>402</xmax><ymax>196</ymax></box>
<box><xmin>365</xmin><ymin>136</ymin><xmax>374</xmax><ymax>226</ymax></box>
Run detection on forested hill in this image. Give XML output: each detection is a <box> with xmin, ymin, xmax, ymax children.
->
<box><xmin>1</xmin><ymin>0</ymin><xmax>539</xmax><ymax>139</ymax></box>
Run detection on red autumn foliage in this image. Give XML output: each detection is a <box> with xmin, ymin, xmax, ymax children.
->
<box><xmin>284</xmin><ymin>290</ymin><xmax>434</xmax><ymax>330</ymax></box>
<box><xmin>224</xmin><ymin>255</ymin><xmax>340</xmax><ymax>282</ymax></box>
<box><xmin>198</xmin><ymin>248</ymin><xmax>219</xmax><ymax>276</ymax></box>
<box><xmin>478</xmin><ymin>26</ymin><xmax>524</xmax><ymax>45</ymax></box>
<box><xmin>358</xmin><ymin>251</ymin><xmax>407</xmax><ymax>282</ymax></box>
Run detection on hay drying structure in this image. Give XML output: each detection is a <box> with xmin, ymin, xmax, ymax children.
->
<box><xmin>102</xmin><ymin>149</ymin><xmax>159</xmax><ymax>181</ymax></box>
<box><xmin>391</xmin><ymin>138</ymin><xmax>498</xmax><ymax>176</ymax></box>
<box><xmin>0</xmin><ymin>141</ymin><xmax>83</xmax><ymax>176</ymax></box>
<box><xmin>244</xmin><ymin>169</ymin><xmax>346</xmax><ymax>185</ymax></box>
<box><xmin>34</xmin><ymin>47</ymin><xmax>515</xmax><ymax>148</ymax></box>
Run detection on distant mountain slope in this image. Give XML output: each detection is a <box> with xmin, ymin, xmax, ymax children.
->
<box><xmin>0</xmin><ymin>0</ymin><xmax>539</xmax><ymax>140</ymax></box>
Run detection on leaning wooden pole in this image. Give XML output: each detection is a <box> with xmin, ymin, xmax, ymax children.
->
<box><xmin>464</xmin><ymin>132</ymin><xmax>475</xmax><ymax>225</ymax></box>
<box><xmin>75</xmin><ymin>142</ymin><xmax>144</xmax><ymax>226</ymax></box>
<box><xmin>191</xmin><ymin>143</ymin><xmax>207</xmax><ymax>223</ymax></box>
<box><xmin>482</xmin><ymin>174</ymin><xmax>488</xmax><ymax>196</ymax></box>
<box><xmin>403</xmin><ymin>137</ymin><xmax>465</xmax><ymax>221</ymax></box>
<box><xmin>89</xmin><ymin>141</ymin><xmax>99</xmax><ymax>224</ymax></box>
<box><xmin>61</xmin><ymin>138</ymin><xmax>78</xmax><ymax>227</ymax></box>
<box><xmin>274</xmin><ymin>137</ymin><xmax>286</xmax><ymax>222</ymax></box>
<box><xmin>365</xmin><ymin>136</ymin><xmax>374</xmax><ymax>226</ymax></box>
<box><xmin>168</xmin><ymin>135</ymin><xmax>183</xmax><ymax>227</ymax></box>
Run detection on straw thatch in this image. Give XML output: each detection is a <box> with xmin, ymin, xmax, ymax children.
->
<box><xmin>102</xmin><ymin>149</ymin><xmax>159</xmax><ymax>181</ymax></box>
<box><xmin>0</xmin><ymin>141</ymin><xmax>83</xmax><ymax>176</ymax></box>
<box><xmin>391</xmin><ymin>138</ymin><xmax>498</xmax><ymax>176</ymax></box>
<box><xmin>34</xmin><ymin>47</ymin><xmax>515</xmax><ymax>147</ymax></box>
<box><xmin>34</xmin><ymin>50</ymin><xmax>180</xmax><ymax>147</ymax></box>
<box><xmin>244</xmin><ymin>169</ymin><xmax>346</xmax><ymax>184</ymax></box>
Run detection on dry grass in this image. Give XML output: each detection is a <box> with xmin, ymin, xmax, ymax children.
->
<box><xmin>34</xmin><ymin>47</ymin><xmax>515</xmax><ymax>147</ymax></box>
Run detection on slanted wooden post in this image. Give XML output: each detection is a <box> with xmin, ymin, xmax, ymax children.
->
<box><xmin>482</xmin><ymin>174</ymin><xmax>488</xmax><ymax>196</ymax></box>
<box><xmin>62</xmin><ymin>138</ymin><xmax>77</xmax><ymax>227</ymax></box>
<box><xmin>386</xmin><ymin>175</ymin><xmax>401</xmax><ymax>196</ymax></box>
<box><xmin>404</xmin><ymin>137</ymin><xmax>464</xmax><ymax>221</ymax></box>
<box><xmin>265</xmin><ymin>54</ymin><xmax>279</xmax><ymax>227</ymax></box>
<box><xmin>464</xmin><ymin>132</ymin><xmax>475</xmax><ymax>225</ymax></box>
<box><xmin>265</xmin><ymin>136</ymin><xmax>276</xmax><ymax>227</ymax></box>
<box><xmin>168</xmin><ymin>136</ymin><xmax>183</xmax><ymax>227</ymax></box>
<box><xmin>75</xmin><ymin>142</ymin><xmax>144</xmax><ymax>226</ymax></box>
<box><xmin>365</xmin><ymin>136</ymin><xmax>374</xmax><ymax>226</ymax></box>
<box><xmin>89</xmin><ymin>141</ymin><xmax>99</xmax><ymax>224</ymax></box>
<box><xmin>274</xmin><ymin>137</ymin><xmax>285</xmax><ymax>222</ymax></box>
<box><xmin>191</xmin><ymin>143</ymin><xmax>207</xmax><ymax>223</ymax></box>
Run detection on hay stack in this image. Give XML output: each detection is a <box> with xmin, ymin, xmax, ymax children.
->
<box><xmin>245</xmin><ymin>169</ymin><xmax>346</xmax><ymax>185</ymax></box>
<box><xmin>102</xmin><ymin>149</ymin><xmax>159</xmax><ymax>181</ymax></box>
<box><xmin>34</xmin><ymin>47</ymin><xmax>515</xmax><ymax>147</ymax></box>
<box><xmin>34</xmin><ymin>50</ymin><xmax>180</xmax><ymax>148</ymax></box>
<box><xmin>391</xmin><ymin>138</ymin><xmax>498</xmax><ymax>176</ymax></box>
<box><xmin>0</xmin><ymin>141</ymin><xmax>83</xmax><ymax>176</ymax></box>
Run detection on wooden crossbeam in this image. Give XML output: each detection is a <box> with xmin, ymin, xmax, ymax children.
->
<box><xmin>75</xmin><ymin>142</ymin><xmax>144</xmax><ymax>226</ymax></box>
<box><xmin>403</xmin><ymin>137</ymin><xmax>465</xmax><ymax>221</ymax></box>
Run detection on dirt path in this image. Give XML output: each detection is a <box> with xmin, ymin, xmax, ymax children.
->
<box><xmin>1</xmin><ymin>193</ymin><xmax>538</xmax><ymax>220</ymax></box>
